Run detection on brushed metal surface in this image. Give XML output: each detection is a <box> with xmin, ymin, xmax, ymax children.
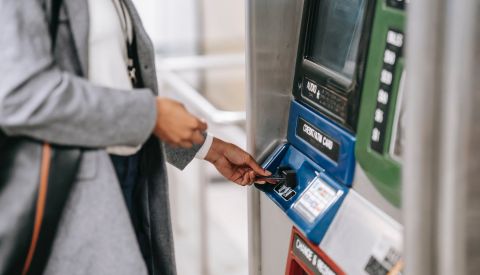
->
<box><xmin>246</xmin><ymin>0</ymin><xmax>304</xmax><ymax>274</ymax></box>
<box><xmin>404</xmin><ymin>0</ymin><xmax>480</xmax><ymax>274</ymax></box>
<box><xmin>403</xmin><ymin>0</ymin><xmax>447</xmax><ymax>273</ymax></box>
<box><xmin>246</xmin><ymin>0</ymin><xmax>304</xmax><ymax>156</ymax></box>
<box><xmin>437</xmin><ymin>1</ymin><xmax>480</xmax><ymax>274</ymax></box>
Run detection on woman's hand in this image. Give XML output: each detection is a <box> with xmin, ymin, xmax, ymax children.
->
<box><xmin>205</xmin><ymin>137</ymin><xmax>271</xmax><ymax>186</ymax></box>
<box><xmin>153</xmin><ymin>97</ymin><xmax>207</xmax><ymax>148</ymax></box>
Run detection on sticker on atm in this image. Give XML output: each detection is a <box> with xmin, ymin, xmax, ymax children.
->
<box><xmin>297</xmin><ymin>118</ymin><xmax>340</xmax><ymax>162</ymax></box>
<box><xmin>292</xmin><ymin>233</ymin><xmax>339</xmax><ymax>275</ymax></box>
<box><xmin>294</xmin><ymin>176</ymin><xmax>343</xmax><ymax>223</ymax></box>
<box><xmin>301</xmin><ymin>78</ymin><xmax>348</xmax><ymax>121</ymax></box>
<box><xmin>274</xmin><ymin>183</ymin><xmax>297</xmax><ymax>201</ymax></box>
<box><xmin>364</xmin><ymin>235</ymin><xmax>403</xmax><ymax>275</ymax></box>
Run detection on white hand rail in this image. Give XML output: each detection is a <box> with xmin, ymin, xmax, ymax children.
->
<box><xmin>156</xmin><ymin>55</ymin><xmax>246</xmax><ymax>125</ymax></box>
<box><xmin>158</xmin><ymin>53</ymin><xmax>245</xmax><ymax>71</ymax></box>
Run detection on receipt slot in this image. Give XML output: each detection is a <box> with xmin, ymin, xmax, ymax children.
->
<box><xmin>285</xmin><ymin>227</ymin><xmax>344</xmax><ymax>275</ymax></box>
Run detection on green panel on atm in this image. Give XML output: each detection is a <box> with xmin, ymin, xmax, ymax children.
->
<box><xmin>356</xmin><ymin>1</ymin><xmax>406</xmax><ymax>207</ymax></box>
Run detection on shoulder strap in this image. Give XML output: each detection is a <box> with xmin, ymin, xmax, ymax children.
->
<box><xmin>50</xmin><ymin>0</ymin><xmax>63</xmax><ymax>49</ymax></box>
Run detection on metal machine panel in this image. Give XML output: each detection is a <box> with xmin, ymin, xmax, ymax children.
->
<box><xmin>246</xmin><ymin>0</ymin><xmax>304</xmax><ymax>274</ymax></box>
<box><xmin>259</xmin><ymin>195</ymin><xmax>295</xmax><ymax>275</ymax></box>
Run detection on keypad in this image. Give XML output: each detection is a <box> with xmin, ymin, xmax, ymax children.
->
<box><xmin>370</xmin><ymin>29</ymin><xmax>404</xmax><ymax>154</ymax></box>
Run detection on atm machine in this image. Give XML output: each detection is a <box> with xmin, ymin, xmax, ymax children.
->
<box><xmin>247</xmin><ymin>0</ymin><xmax>407</xmax><ymax>274</ymax></box>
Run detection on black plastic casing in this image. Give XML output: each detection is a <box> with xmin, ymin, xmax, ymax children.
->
<box><xmin>291</xmin><ymin>0</ymin><xmax>376</xmax><ymax>133</ymax></box>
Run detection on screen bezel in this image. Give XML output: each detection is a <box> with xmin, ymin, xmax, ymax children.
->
<box><xmin>292</xmin><ymin>0</ymin><xmax>375</xmax><ymax>131</ymax></box>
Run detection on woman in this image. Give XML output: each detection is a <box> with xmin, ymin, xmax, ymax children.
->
<box><xmin>0</xmin><ymin>0</ymin><xmax>270</xmax><ymax>274</ymax></box>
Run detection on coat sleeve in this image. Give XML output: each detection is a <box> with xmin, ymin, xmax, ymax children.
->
<box><xmin>0</xmin><ymin>0</ymin><xmax>156</xmax><ymax>148</ymax></box>
<box><xmin>164</xmin><ymin>132</ymin><xmax>207</xmax><ymax>170</ymax></box>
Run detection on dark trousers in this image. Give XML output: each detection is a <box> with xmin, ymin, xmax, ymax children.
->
<box><xmin>109</xmin><ymin>153</ymin><xmax>140</xmax><ymax>214</ymax></box>
<box><xmin>109</xmin><ymin>152</ymin><xmax>151</xmax><ymax>270</ymax></box>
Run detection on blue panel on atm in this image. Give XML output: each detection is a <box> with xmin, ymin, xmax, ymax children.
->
<box><xmin>256</xmin><ymin>144</ymin><xmax>348</xmax><ymax>244</ymax></box>
<box><xmin>287</xmin><ymin>101</ymin><xmax>356</xmax><ymax>186</ymax></box>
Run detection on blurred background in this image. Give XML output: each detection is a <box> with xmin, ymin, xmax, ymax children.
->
<box><xmin>132</xmin><ymin>1</ymin><xmax>247</xmax><ymax>275</ymax></box>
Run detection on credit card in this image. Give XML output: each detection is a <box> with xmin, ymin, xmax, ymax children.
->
<box><xmin>254</xmin><ymin>176</ymin><xmax>284</xmax><ymax>184</ymax></box>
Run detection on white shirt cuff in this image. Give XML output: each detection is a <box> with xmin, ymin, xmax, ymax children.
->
<box><xmin>195</xmin><ymin>133</ymin><xmax>213</xmax><ymax>159</ymax></box>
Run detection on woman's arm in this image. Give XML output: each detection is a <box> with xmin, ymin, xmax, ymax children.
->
<box><xmin>0</xmin><ymin>0</ymin><xmax>156</xmax><ymax>148</ymax></box>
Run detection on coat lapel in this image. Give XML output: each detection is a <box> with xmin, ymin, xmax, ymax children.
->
<box><xmin>121</xmin><ymin>0</ymin><xmax>159</xmax><ymax>95</ymax></box>
<box><xmin>64</xmin><ymin>0</ymin><xmax>89</xmax><ymax>76</ymax></box>
<box><xmin>61</xmin><ymin>0</ymin><xmax>157</xmax><ymax>93</ymax></box>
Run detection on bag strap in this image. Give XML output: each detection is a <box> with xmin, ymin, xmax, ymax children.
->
<box><xmin>21</xmin><ymin>145</ymin><xmax>82</xmax><ymax>275</ymax></box>
<box><xmin>20</xmin><ymin>2</ymin><xmax>83</xmax><ymax>275</ymax></box>
<box><xmin>49</xmin><ymin>0</ymin><xmax>63</xmax><ymax>50</ymax></box>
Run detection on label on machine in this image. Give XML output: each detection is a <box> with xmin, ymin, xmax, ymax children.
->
<box><xmin>297</xmin><ymin>118</ymin><xmax>340</xmax><ymax>162</ymax></box>
<box><xmin>286</xmin><ymin>227</ymin><xmax>345</xmax><ymax>275</ymax></box>
<box><xmin>364</xmin><ymin>235</ymin><xmax>403</xmax><ymax>275</ymax></box>
<box><xmin>301</xmin><ymin>78</ymin><xmax>349</xmax><ymax>121</ymax></box>
<box><xmin>274</xmin><ymin>183</ymin><xmax>297</xmax><ymax>201</ymax></box>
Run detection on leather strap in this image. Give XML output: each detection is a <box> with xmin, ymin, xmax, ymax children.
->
<box><xmin>22</xmin><ymin>145</ymin><xmax>82</xmax><ymax>275</ymax></box>
<box><xmin>21</xmin><ymin>144</ymin><xmax>51</xmax><ymax>275</ymax></box>
<box><xmin>20</xmin><ymin>1</ymin><xmax>81</xmax><ymax>274</ymax></box>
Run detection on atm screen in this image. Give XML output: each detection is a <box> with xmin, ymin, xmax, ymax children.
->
<box><xmin>306</xmin><ymin>0</ymin><xmax>367</xmax><ymax>81</ymax></box>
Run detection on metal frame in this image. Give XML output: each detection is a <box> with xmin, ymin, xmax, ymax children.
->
<box><xmin>246</xmin><ymin>0</ymin><xmax>305</xmax><ymax>274</ymax></box>
<box><xmin>404</xmin><ymin>0</ymin><xmax>480</xmax><ymax>274</ymax></box>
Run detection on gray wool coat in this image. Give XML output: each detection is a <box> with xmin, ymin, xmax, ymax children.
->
<box><xmin>0</xmin><ymin>0</ymin><xmax>203</xmax><ymax>274</ymax></box>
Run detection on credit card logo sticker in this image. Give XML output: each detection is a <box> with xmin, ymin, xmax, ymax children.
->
<box><xmin>274</xmin><ymin>183</ymin><xmax>296</xmax><ymax>201</ymax></box>
<box><xmin>297</xmin><ymin>118</ymin><xmax>340</xmax><ymax>162</ymax></box>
